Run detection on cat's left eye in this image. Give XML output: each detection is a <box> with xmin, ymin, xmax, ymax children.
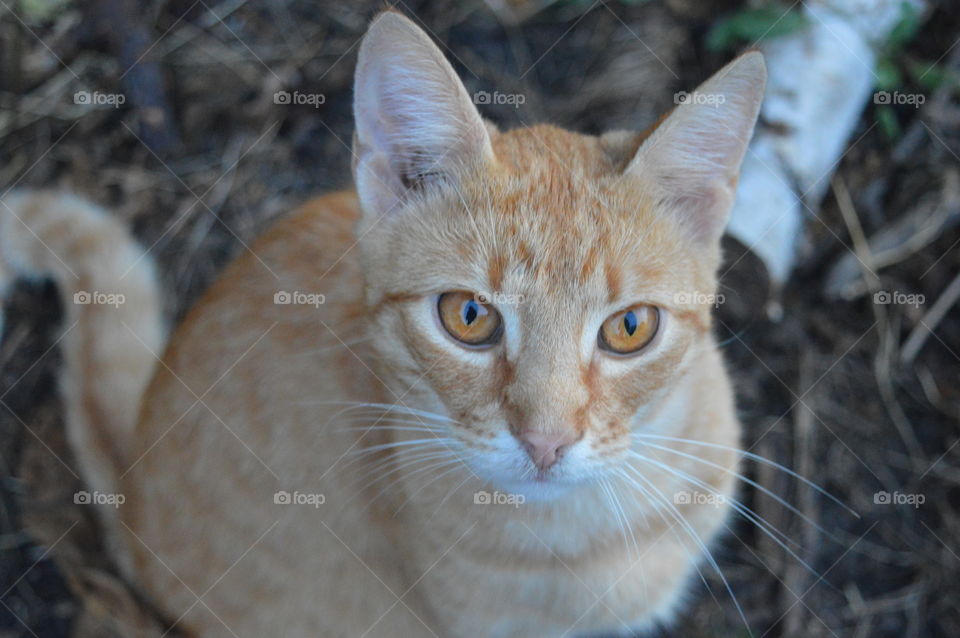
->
<box><xmin>437</xmin><ymin>291</ymin><xmax>503</xmax><ymax>347</ymax></box>
<box><xmin>599</xmin><ymin>304</ymin><xmax>659</xmax><ymax>355</ymax></box>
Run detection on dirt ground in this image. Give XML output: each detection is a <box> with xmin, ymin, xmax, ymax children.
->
<box><xmin>1</xmin><ymin>0</ymin><xmax>959</xmax><ymax>636</ymax></box>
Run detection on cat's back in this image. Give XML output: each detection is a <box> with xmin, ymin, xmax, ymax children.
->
<box><xmin>133</xmin><ymin>188</ymin><xmax>373</xmax><ymax>459</ymax></box>
<box><xmin>146</xmin><ymin>189</ymin><xmax>366</xmax><ymax>399</ymax></box>
<box><xmin>117</xmin><ymin>191</ymin><xmax>396</xmax><ymax>635</ymax></box>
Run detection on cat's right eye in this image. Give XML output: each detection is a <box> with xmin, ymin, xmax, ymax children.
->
<box><xmin>437</xmin><ymin>291</ymin><xmax>502</xmax><ymax>347</ymax></box>
<box><xmin>598</xmin><ymin>304</ymin><xmax>660</xmax><ymax>355</ymax></box>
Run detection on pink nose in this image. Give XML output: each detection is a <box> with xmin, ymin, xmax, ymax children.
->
<box><xmin>517</xmin><ymin>431</ymin><xmax>578</xmax><ymax>471</ymax></box>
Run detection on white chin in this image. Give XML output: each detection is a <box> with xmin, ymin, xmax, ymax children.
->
<box><xmin>495</xmin><ymin>477</ymin><xmax>575</xmax><ymax>502</ymax></box>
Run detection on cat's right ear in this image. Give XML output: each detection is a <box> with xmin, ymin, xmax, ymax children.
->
<box><xmin>624</xmin><ymin>52</ymin><xmax>766</xmax><ymax>246</ymax></box>
<box><xmin>352</xmin><ymin>12</ymin><xmax>494</xmax><ymax>225</ymax></box>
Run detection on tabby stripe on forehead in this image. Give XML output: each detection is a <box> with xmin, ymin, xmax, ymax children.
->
<box><xmin>604</xmin><ymin>260</ymin><xmax>622</xmax><ymax>302</ymax></box>
<box><xmin>578</xmin><ymin>242</ymin><xmax>601</xmax><ymax>284</ymax></box>
<box><xmin>487</xmin><ymin>252</ymin><xmax>508</xmax><ymax>291</ymax></box>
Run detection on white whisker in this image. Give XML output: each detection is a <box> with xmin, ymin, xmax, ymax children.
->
<box><xmin>345</xmin><ymin>447</ymin><xmax>457</xmax><ymax>491</ymax></box>
<box><xmin>353</xmin><ymin>452</ymin><xmax>460</xmax><ymax>499</ymax></box>
<box><xmin>634</xmin><ymin>434</ymin><xmax>856</xmax><ymax>517</ymax></box>
<box><xmin>299</xmin><ymin>400</ymin><xmax>460</xmax><ymax>425</ymax></box>
<box><xmin>628</xmin><ymin>443</ymin><xmax>839</xmax><ymax>541</ymax></box>
<box><xmin>600</xmin><ymin>477</ymin><xmax>639</xmax><ymax>560</ymax></box>
<box><xmin>428</xmin><ymin>472</ymin><xmax>474</xmax><ymax>522</ymax></box>
<box><xmin>364</xmin><ymin>457</ymin><xmax>464</xmax><ymax>509</ymax></box>
<box><xmin>394</xmin><ymin>462</ymin><xmax>471</xmax><ymax>515</ymax></box>
<box><xmin>335</xmin><ymin>419</ymin><xmax>445</xmax><ymax>435</ymax></box>
<box><xmin>347</xmin><ymin>438</ymin><xmax>457</xmax><ymax>457</ymax></box>
<box><xmin>620</xmin><ymin>464</ymin><xmax>751</xmax><ymax>634</ymax></box>
<box><xmin>631</xmin><ymin>452</ymin><xmax>821</xmax><ymax>578</ymax></box>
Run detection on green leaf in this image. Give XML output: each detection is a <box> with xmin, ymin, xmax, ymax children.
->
<box><xmin>886</xmin><ymin>2</ymin><xmax>922</xmax><ymax>52</ymax></box>
<box><xmin>18</xmin><ymin>0</ymin><xmax>70</xmax><ymax>23</ymax></box>
<box><xmin>876</xmin><ymin>105</ymin><xmax>901</xmax><ymax>141</ymax></box>
<box><xmin>907</xmin><ymin>59</ymin><xmax>953</xmax><ymax>91</ymax></box>
<box><xmin>707</xmin><ymin>5</ymin><xmax>807</xmax><ymax>53</ymax></box>
<box><xmin>875</xmin><ymin>57</ymin><xmax>903</xmax><ymax>91</ymax></box>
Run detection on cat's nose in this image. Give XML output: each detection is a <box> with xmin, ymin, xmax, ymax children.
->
<box><xmin>517</xmin><ymin>430</ymin><xmax>578</xmax><ymax>471</ymax></box>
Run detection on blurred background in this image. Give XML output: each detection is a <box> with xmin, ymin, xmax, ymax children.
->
<box><xmin>0</xmin><ymin>0</ymin><xmax>958</xmax><ymax>636</ymax></box>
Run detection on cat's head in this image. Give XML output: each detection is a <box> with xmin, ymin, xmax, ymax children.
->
<box><xmin>351</xmin><ymin>12</ymin><xmax>765</xmax><ymax>500</ymax></box>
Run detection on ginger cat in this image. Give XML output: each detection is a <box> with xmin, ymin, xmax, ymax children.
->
<box><xmin>0</xmin><ymin>11</ymin><xmax>767</xmax><ymax>638</ymax></box>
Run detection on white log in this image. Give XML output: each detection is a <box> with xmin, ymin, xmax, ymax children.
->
<box><xmin>727</xmin><ymin>0</ymin><xmax>926</xmax><ymax>286</ymax></box>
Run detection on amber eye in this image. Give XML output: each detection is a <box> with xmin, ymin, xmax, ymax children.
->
<box><xmin>599</xmin><ymin>304</ymin><xmax>659</xmax><ymax>355</ymax></box>
<box><xmin>437</xmin><ymin>292</ymin><xmax>503</xmax><ymax>347</ymax></box>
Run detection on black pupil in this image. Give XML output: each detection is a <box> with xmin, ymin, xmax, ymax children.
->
<box><xmin>623</xmin><ymin>311</ymin><xmax>637</xmax><ymax>336</ymax></box>
<box><xmin>463</xmin><ymin>300</ymin><xmax>479</xmax><ymax>325</ymax></box>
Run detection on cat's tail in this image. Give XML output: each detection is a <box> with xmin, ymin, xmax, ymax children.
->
<box><xmin>0</xmin><ymin>190</ymin><xmax>166</xmax><ymax>509</ymax></box>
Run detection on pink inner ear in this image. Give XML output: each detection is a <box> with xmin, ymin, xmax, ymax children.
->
<box><xmin>355</xmin><ymin>151</ymin><xmax>406</xmax><ymax>224</ymax></box>
<box><xmin>352</xmin><ymin>12</ymin><xmax>494</xmax><ymax>222</ymax></box>
<box><xmin>671</xmin><ymin>180</ymin><xmax>736</xmax><ymax>244</ymax></box>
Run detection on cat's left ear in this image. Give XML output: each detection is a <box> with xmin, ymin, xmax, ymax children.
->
<box><xmin>625</xmin><ymin>52</ymin><xmax>766</xmax><ymax>244</ymax></box>
<box><xmin>352</xmin><ymin>11</ymin><xmax>494</xmax><ymax>225</ymax></box>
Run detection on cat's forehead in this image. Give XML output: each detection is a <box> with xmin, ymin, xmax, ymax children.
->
<box><xmin>488</xmin><ymin>124</ymin><xmax>636</xmax><ymax>179</ymax></box>
<box><xmin>463</xmin><ymin>131</ymin><xmax>662</xmax><ymax>271</ymax></box>
<box><xmin>383</xmin><ymin>125</ymin><xmax>689</xmax><ymax>303</ymax></box>
<box><xmin>458</xmin><ymin>128</ymin><xmax>640</xmax><ymax>230</ymax></box>
<box><xmin>449</xmin><ymin>159</ymin><xmax>675</xmax><ymax>303</ymax></box>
